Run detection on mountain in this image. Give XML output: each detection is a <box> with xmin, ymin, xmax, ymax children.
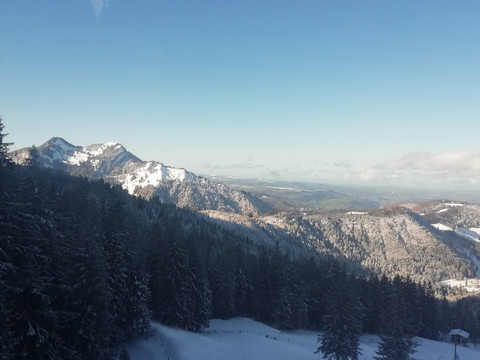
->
<box><xmin>204</xmin><ymin>206</ymin><xmax>477</xmax><ymax>286</ymax></box>
<box><xmin>213</xmin><ymin>176</ymin><xmax>480</xmax><ymax>212</ymax></box>
<box><xmin>409</xmin><ymin>201</ymin><xmax>480</xmax><ymax>233</ymax></box>
<box><xmin>9</xmin><ymin>137</ymin><xmax>271</xmax><ymax>215</ymax></box>
<box><xmin>9</xmin><ymin>138</ymin><xmax>479</xmax><ymax>288</ymax></box>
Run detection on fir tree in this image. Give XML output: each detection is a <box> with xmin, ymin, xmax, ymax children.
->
<box><xmin>0</xmin><ymin>116</ymin><xmax>13</xmax><ymax>167</ymax></box>
<box><xmin>374</xmin><ymin>334</ymin><xmax>417</xmax><ymax>360</ymax></box>
<box><xmin>316</xmin><ymin>265</ymin><xmax>363</xmax><ymax>360</ymax></box>
<box><xmin>374</xmin><ymin>276</ymin><xmax>417</xmax><ymax>360</ymax></box>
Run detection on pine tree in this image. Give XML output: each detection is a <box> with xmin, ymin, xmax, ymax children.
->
<box><xmin>418</xmin><ymin>281</ymin><xmax>437</xmax><ymax>339</ymax></box>
<box><xmin>316</xmin><ymin>265</ymin><xmax>363</xmax><ymax>360</ymax></box>
<box><xmin>274</xmin><ymin>260</ymin><xmax>308</xmax><ymax>330</ymax></box>
<box><xmin>374</xmin><ymin>335</ymin><xmax>417</xmax><ymax>360</ymax></box>
<box><xmin>150</xmin><ymin>224</ymin><xmax>210</xmax><ymax>332</ymax></box>
<box><xmin>374</xmin><ymin>276</ymin><xmax>417</xmax><ymax>360</ymax></box>
<box><xmin>68</xmin><ymin>202</ymin><xmax>114</xmax><ymax>359</ymax></box>
<box><xmin>0</xmin><ymin>116</ymin><xmax>13</xmax><ymax>167</ymax></box>
<box><xmin>0</xmin><ymin>168</ymin><xmax>72</xmax><ymax>359</ymax></box>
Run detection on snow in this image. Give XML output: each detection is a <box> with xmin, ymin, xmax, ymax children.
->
<box><xmin>122</xmin><ymin>162</ymin><xmax>195</xmax><ymax>195</ymax></box>
<box><xmin>127</xmin><ymin>318</ymin><xmax>480</xmax><ymax>360</ymax></box>
<box><xmin>440</xmin><ymin>278</ymin><xmax>480</xmax><ymax>292</ymax></box>
<box><xmin>67</xmin><ymin>151</ymin><xmax>89</xmax><ymax>165</ymax></box>
<box><xmin>431</xmin><ymin>224</ymin><xmax>480</xmax><ymax>242</ymax></box>
<box><xmin>433</xmin><ymin>203</ymin><xmax>465</xmax><ymax>214</ymax></box>
<box><xmin>52</xmin><ymin>138</ymin><xmax>76</xmax><ymax>153</ymax></box>
<box><xmin>65</xmin><ymin>142</ymin><xmax>121</xmax><ymax>166</ymax></box>
<box><xmin>346</xmin><ymin>211</ymin><xmax>368</xmax><ymax>215</ymax></box>
<box><xmin>456</xmin><ymin>227</ymin><xmax>480</xmax><ymax>242</ymax></box>
<box><xmin>86</xmin><ymin>142</ymin><xmax>119</xmax><ymax>157</ymax></box>
<box><xmin>445</xmin><ymin>202</ymin><xmax>465</xmax><ymax>207</ymax></box>
<box><xmin>432</xmin><ymin>223</ymin><xmax>453</xmax><ymax>231</ymax></box>
<box><xmin>449</xmin><ymin>329</ymin><xmax>470</xmax><ymax>339</ymax></box>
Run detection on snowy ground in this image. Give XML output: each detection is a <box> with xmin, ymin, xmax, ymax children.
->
<box><xmin>127</xmin><ymin>318</ymin><xmax>480</xmax><ymax>360</ymax></box>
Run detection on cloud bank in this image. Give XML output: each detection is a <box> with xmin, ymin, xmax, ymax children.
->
<box><xmin>288</xmin><ymin>151</ymin><xmax>480</xmax><ymax>188</ymax></box>
<box><xmin>198</xmin><ymin>151</ymin><xmax>480</xmax><ymax>189</ymax></box>
<box><xmin>374</xmin><ymin>151</ymin><xmax>480</xmax><ymax>173</ymax></box>
<box><xmin>354</xmin><ymin>151</ymin><xmax>480</xmax><ymax>187</ymax></box>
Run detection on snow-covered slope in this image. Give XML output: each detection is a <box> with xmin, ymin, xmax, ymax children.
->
<box><xmin>127</xmin><ymin>318</ymin><xmax>480</xmax><ymax>360</ymax></box>
<box><xmin>204</xmin><ymin>208</ymin><xmax>476</xmax><ymax>284</ymax></box>
<box><xmin>9</xmin><ymin>137</ymin><xmax>140</xmax><ymax>177</ymax></box>
<box><xmin>9</xmin><ymin>138</ymin><xmax>270</xmax><ymax>215</ymax></box>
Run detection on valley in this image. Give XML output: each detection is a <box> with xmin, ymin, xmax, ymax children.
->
<box><xmin>10</xmin><ymin>138</ymin><xmax>480</xmax><ymax>293</ymax></box>
<box><xmin>5</xmin><ymin>133</ymin><xmax>480</xmax><ymax>358</ymax></box>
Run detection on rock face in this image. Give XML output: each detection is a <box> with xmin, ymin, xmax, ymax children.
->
<box><xmin>9</xmin><ymin>137</ymin><xmax>271</xmax><ymax>215</ymax></box>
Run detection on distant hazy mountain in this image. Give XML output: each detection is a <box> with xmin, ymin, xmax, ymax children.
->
<box><xmin>9</xmin><ymin>137</ymin><xmax>271</xmax><ymax>215</ymax></box>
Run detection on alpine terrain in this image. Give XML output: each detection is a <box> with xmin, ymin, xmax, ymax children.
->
<box><xmin>9</xmin><ymin>137</ymin><xmax>271</xmax><ymax>215</ymax></box>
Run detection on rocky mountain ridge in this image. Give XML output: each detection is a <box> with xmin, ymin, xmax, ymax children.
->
<box><xmin>9</xmin><ymin>138</ymin><xmax>270</xmax><ymax>215</ymax></box>
<box><xmin>9</xmin><ymin>138</ymin><xmax>480</xmax><ymax>289</ymax></box>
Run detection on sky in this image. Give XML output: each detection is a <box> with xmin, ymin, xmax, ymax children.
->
<box><xmin>1</xmin><ymin>0</ymin><xmax>480</xmax><ymax>188</ymax></box>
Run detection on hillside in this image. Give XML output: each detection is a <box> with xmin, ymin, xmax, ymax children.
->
<box><xmin>204</xmin><ymin>208</ymin><xmax>476</xmax><ymax>285</ymax></box>
<box><xmin>9</xmin><ymin>138</ymin><xmax>270</xmax><ymax>215</ymax></box>
<box><xmin>3</xmin><ymin>148</ymin><xmax>480</xmax><ymax>358</ymax></box>
<box><xmin>412</xmin><ymin>201</ymin><xmax>480</xmax><ymax>234</ymax></box>
<box><xmin>127</xmin><ymin>318</ymin><xmax>480</xmax><ymax>360</ymax></box>
<box><xmin>11</xmin><ymin>138</ymin><xmax>479</xmax><ymax>287</ymax></box>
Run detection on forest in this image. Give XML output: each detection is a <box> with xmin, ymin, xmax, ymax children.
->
<box><xmin>1</xmin><ymin>123</ymin><xmax>480</xmax><ymax>359</ymax></box>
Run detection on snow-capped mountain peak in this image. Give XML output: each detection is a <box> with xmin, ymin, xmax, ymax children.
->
<box><xmin>9</xmin><ymin>138</ymin><xmax>270</xmax><ymax>215</ymax></box>
<box><xmin>38</xmin><ymin>137</ymin><xmax>81</xmax><ymax>165</ymax></box>
<box><xmin>66</xmin><ymin>141</ymin><xmax>136</xmax><ymax>171</ymax></box>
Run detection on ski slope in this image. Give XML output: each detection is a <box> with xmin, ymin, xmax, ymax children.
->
<box><xmin>127</xmin><ymin>318</ymin><xmax>480</xmax><ymax>360</ymax></box>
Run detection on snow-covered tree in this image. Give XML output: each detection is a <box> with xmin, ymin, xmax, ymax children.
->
<box><xmin>374</xmin><ymin>334</ymin><xmax>417</xmax><ymax>360</ymax></box>
<box><xmin>0</xmin><ymin>116</ymin><xmax>13</xmax><ymax>167</ymax></box>
<box><xmin>374</xmin><ymin>276</ymin><xmax>417</xmax><ymax>360</ymax></box>
<box><xmin>316</xmin><ymin>265</ymin><xmax>363</xmax><ymax>360</ymax></box>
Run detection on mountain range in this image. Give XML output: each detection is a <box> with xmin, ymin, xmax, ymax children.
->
<box><xmin>10</xmin><ymin>138</ymin><xmax>480</xmax><ymax>290</ymax></box>
<box><xmin>10</xmin><ymin>137</ymin><xmax>271</xmax><ymax>215</ymax></box>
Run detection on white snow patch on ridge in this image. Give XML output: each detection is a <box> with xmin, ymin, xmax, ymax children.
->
<box><xmin>431</xmin><ymin>224</ymin><xmax>480</xmax><ymax>242</ymax></box>
<box><xmin>67</xmin><ymin>151</ymin><xmax>89</xmax><ymax>166</ymax></box>
<box><xmin>441</xmin><ymin>278</ymin><xmax>480</xmax><ymax>292</ymax></box>
<box><xmin>52</xmin><ymin>138</ymin><xmax>76</xmax><ymax>154</ymax></box>
<box><xmin>85</xmin><ymin>142</ymin><xmax>119</xmax><ymax>157</ymax></box>
<box><xmin>432</xmin><ymin>223</ymin><xmax>453</xmax><ymax>231</ymax></box>
<box><xmin>66</xmin><ymin>142</ymin><xmax>122</xmax><ymax>167</ymax></box>
<box><xmin>121</xmin><ymin>161</ymin><xmax>195</xmax><ymax>195</ymax></box>
<box><xmin>445</xmin><ymin>202</ymin><xmax>465</xmax><ymax>207</ymax></box>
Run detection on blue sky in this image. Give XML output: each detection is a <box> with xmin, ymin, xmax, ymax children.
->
<box><xmin>1</xmin><ymin>1</ymin><xmax>480</xmax><ymax>187</ymax></box>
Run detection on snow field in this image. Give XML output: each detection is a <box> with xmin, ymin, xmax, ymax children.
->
<box><xmin>127</xmin><ymin>318</ymin><xmax>480</xmax><ymax>360</ymax></box>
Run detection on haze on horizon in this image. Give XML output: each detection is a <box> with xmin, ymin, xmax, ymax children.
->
<box><xmin>1</xmin><ymin>1</ymin><xmax>479</xmax><ymax>189</ymax></box>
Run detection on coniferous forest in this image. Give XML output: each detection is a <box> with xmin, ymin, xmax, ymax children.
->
<box><xmin>2</xmin><ymin>121</ymin><xmax>480</xmax><ymax>359</ymax></box>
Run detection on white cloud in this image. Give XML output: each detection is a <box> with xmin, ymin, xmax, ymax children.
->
<box><xmin>374</xmin><ymin>151</ymin><xmax>480</xmax><ymax>172</ymax></box>
<box><xmin>202</xmin><ymin>161</ymin><xmax>264</xmax><ymax>171</ymax></box>
<box><xmin>90</xmin><ymin>0</ymin><xmax>109</xmax><ymax>17</ymax></box>
<box><xmin>356</xmin><ymin>151</ymin><xmax>480</xmax><ymax>188</ymax></box>
<box><xmin>200</xmin><ymin>151</ymin><xmax>480</xmax><ymax>189</ymax></box>
<box><xmin>293</xmin><ymin>151</ymin><xmax>480</xmax><ymax>189</ymax></box>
